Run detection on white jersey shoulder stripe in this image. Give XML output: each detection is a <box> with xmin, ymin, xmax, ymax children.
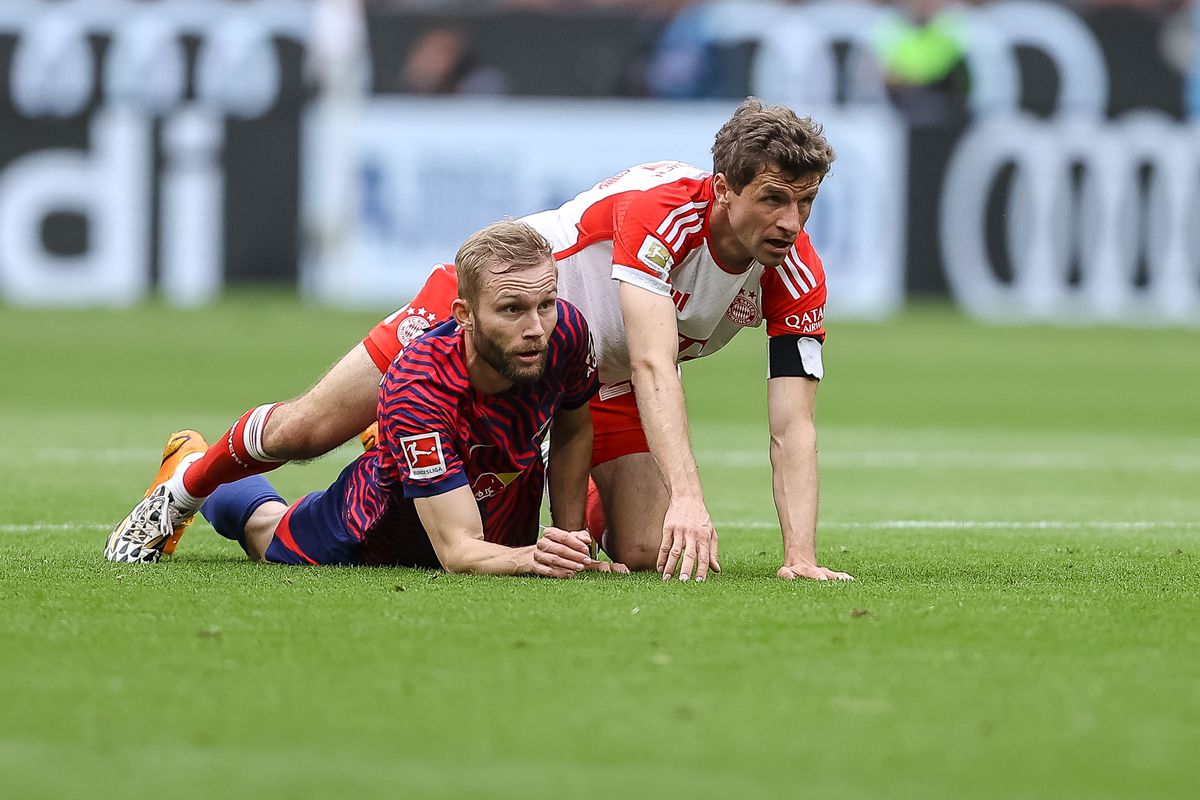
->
<box><xmin>655</xmin><ymin>200</ymin><xmax>709</xmax><ymax>239</ymax></box>
<box><xmin>791</xmin><ymin>251</ymin><xmax>818</xmax><ymax>287</ymax></box>
<box><xmin>774</xmin><ymin>264</ymin><xmax>803</xmax><ymax>300</ymax></box>
<box><xmin>784</xmin><ymin>252</ymin><xmax>813</xmax><ymax>293</ymax></box>
<box><xmin>667</xmin><ymin>217</ymin><xmax>705</xmax><ymax>249</ymax></box>
<box><xmin>662</xmin><ymin>208</ymin><xmax>704</xmax><ymax>246</ymax></box>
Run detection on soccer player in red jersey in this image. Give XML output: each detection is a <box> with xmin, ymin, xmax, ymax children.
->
<box><xmin>108</xmin><ymin>222</ymin><xmax>624</xmax><ymax>577</ymax></box>
<box><xmin>107</xmin><ymin>98</ymin><xmax>851</xmax><ymax>583</ymax></box>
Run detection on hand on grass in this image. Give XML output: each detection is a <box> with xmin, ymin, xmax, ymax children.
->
<box><xmin>657</xmin><ymin>496</ymin><xmax>720</xmax><ymax>582</ymax></box>
<box><xmin>532</xmin><ymin>528</ymin><xmax>594</xmax><ymax>579</ymax></box>
<box><xmin>777</xmin><ymin>563</ymin><xmax>855</xmax><ymax>581</ymax></box>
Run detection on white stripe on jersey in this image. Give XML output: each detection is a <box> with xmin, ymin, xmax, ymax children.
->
<box><xmin>774</xmin><ymin>264</ymin><xmax>803</xmax><ymax>300</ymax></box>
<box><xmin>791</xmin><ymin>252</ymin><xmax>817</xmax><ymax>288</ymax></box>
<box><xmin>657</xmin><ymin>200</ymin><xmax>710</xmax><ymax>244</ymax></box>
<box><xmin>783</xmin><ymin>253</ymin><xmax>812</xmax><ymax>293</ymax></box>
<box><xmin>663</xmin><ymin>212</ymin><xmax>699</xmax><ymax>246</ymax></box>
<box><xmin>668</xmin><ymin>217</ymin><xmax>705</xmax><ymax>249</ymax></box>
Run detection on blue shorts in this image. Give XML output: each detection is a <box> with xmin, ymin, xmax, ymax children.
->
<box><xmin>264</xmin><ymin>462</ymin><xmax>364</xmax><ymax>566</ymax></box>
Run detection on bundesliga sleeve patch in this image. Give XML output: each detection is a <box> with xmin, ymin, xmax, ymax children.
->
<box><xmin>636</xmin><ymin>235</ymin><xmax>674</xmax><ymax>282</ymax></box>
<box><xmin>399</xmin><ymin>432</ymin><xmax>447</xmax><ymax>479</ymax></box>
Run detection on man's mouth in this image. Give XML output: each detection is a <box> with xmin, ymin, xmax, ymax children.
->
<box><xmin>765</xmin><ymin>237</ymin><xmax>795</xmax><ymax>252</ymax></box>
<box><xmin>515</xmin><ymin>349</ymin><xmax>544</xmax><ymax>365</ymax></box>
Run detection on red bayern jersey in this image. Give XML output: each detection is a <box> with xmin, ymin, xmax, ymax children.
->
<box><xmin>366</xmin><ymin>162</ymin><xmax>827</xmax><ymax>383</ymax></box>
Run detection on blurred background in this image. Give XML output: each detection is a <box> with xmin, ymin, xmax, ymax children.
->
<box><xmin>0</xmin><ymin>0</ymin><xmax>1197</xmax><ymax>326</ymax></box>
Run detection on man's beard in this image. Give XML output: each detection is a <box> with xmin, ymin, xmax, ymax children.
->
<box><xmin>472</xmin><ymin>323</ymin><xmax>547</xmax><ymax>385</ymax></box>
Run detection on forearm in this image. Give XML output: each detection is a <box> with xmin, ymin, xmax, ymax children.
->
<box><xmin>770</xmin><ymin>421</ymin><xmax>819</xmax><ymax>566</ymax></box>
<box><xmin>629</xmin><ymin>360</ymin><xmax>703</xmax><ymax>499</ymax></box>
<box><xmin>548</xmin><ymin>421</ymin><xmax>592</xmax><ymax>531</ymax></box>
<box><xmin>439</xmin><ymin>538</ymin><xmax>537</xmax><ymax>576</ymax></box>
<box><xmin>414</xmin><ymin>487</ymin><xmax>537</xmax><ymax>576</ymax></box>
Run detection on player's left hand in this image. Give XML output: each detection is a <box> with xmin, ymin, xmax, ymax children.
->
<box><xmin>777</xmin><ymin>563</ymin><xmax>855</xmax><ymax>581</ymax></box>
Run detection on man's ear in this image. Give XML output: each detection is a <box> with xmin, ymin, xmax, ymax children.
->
<box><xmin>451</xmin><ymin>297</ymin><xmax>473</xmax><ymax>330</ymax></box>
<box><xmin>713</xmin><ymin>172</ymin><xmax>731</xmax><ymax>206</ymax></box>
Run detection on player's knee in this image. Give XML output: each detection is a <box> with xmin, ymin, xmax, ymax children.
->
<box><xmin>606</xmin><ymin>528</ymin><xmax>660</xmax><ymax>571</ymax></box>
<box><xmin>618</xmin><ymin>546</ymin><xmax>659</xmax><ymax>572</ymax></box>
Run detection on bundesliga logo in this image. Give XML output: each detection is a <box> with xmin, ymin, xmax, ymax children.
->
<box><xmin>399</xmin><ymin>432</ymin><xmax>446</xmax><ymax>479</ymax></box>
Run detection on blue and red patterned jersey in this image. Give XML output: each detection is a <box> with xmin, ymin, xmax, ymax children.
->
<box><xmin>341</xmin><ymin>299</ymin><xmax>598</xmax><ymax>567</ymax></box>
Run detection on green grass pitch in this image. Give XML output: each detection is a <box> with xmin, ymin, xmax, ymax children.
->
<box><xmin>2</xmin><ymin>295</ymin><xmax>1198</xmax><ymax>799</ymax></box>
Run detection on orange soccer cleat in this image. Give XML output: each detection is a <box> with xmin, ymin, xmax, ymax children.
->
<box><xmin>152</xmin><ymin>431</ymin><xmax>210</xmax><ymax>555</ymax></box>
<box><xmin>104</xmin><ymin>430</ymin><xmax>209</xmax><ymax>563</ymax></box>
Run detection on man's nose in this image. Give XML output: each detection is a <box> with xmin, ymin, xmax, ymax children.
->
<box><xmin>778</xmin><ymin>203</ymin><xmax>803</xmax><ymax>235</ymax></box>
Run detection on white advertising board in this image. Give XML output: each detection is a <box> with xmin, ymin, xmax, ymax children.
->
<box><xmin>301</xmin><ymin>98</ymin><xmax>908</xmax><ymax>319</ymax></box>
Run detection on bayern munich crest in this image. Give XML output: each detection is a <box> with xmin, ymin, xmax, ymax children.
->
<box><xmin>396</xmin><ymin>315</ymin><xmax>432</xmax><ymax>346</ymax></box>
<box><xmin>725</xmin><ymin>290</ymin><xmax>760</xmax><ymax>326</ymax></box>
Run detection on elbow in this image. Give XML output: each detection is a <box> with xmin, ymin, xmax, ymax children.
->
<box><xmin>434</xmin><ymin>543</ymin><xmax>472</xmax><ymax>575</ymax></box>
<box><xmin>628</xmin><ymin>352</ymin><xmax>674</xmax><ymax>384</ymax></box>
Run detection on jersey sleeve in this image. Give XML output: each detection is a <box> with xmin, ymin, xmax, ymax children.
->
<box><xmin>610</xmin><ymin>191</ymin><xmax>700</xmax><ymax>298</ymax></box>
<box><xmin>761</xmin><ymin>234</ymin><xmax>828</xmax><ymax>340</ymax></box>
<box><xmin>762</xmin><ymin>235</ymin><xmax>827</xmax><ymax>381</ymax></box>
<box><xmin>554</xmin><ymin>301</ymin><xmax>601</xmax><ymax>410</ymax></box>
<box><xmin>362</xmin><ymin>263</ymin><xmax>459</xmax><ymax>373</ymax></box>
<box><xmin>378</xmin><ymin>359</ymin><xmax>469</xmax><ymax>498</ymax></box>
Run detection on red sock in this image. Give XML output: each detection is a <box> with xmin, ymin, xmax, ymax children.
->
<box><xmin>182</xmin><ymin>404</ymin><xmax>284</xmax><ymax>498</ymax></box>
<box><xmin>585</xmin><ymin>477</ymin><xmax>607</xmax><ymax>549</ymax></box>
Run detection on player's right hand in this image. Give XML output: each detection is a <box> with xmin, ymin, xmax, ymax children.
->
<box><xmin>657</xmin><ymin>496</ymin><xmax>719</xmax><ymax>582</ymax></box>
<box><xmin>532</xmin><ymin>527</ymin><xmax>593</xmax><ymax>579</ymax></box>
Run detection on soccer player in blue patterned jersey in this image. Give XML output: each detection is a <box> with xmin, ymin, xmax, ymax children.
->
<box><xmin>193</xmin><ymin>221</ymin><xmax>627</xmax><ymax>577</ymax></box>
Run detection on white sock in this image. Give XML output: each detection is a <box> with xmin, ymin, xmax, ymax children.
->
<box><xmin>164</xmin><ymin>452</ymin><xmax>206</xmax><ymax>518</ymax></box>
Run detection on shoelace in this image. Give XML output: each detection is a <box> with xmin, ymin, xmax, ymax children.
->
<box><xmin>128</xmin><ymin>486</ymin><xmax>174</xmax><ymax>551</ymax></box>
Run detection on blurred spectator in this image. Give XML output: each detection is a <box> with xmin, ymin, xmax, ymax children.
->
<box><xmin>643</xmin><ymin>2</ymin><xmax>754</xmax><ymax>99</ymax></box>
<box><xmin>871</xmin><ymin>0</ymin><xmax>970</xmax><ymax>125</ymax></box>
<box><xmin>398</xmin><ymin>27</ymin><xmax>509</xmax><ymax>94</ymax></box>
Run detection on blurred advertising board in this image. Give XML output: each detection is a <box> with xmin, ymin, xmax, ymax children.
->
<box><xmin>940</xmin><ymin>112</ymin><xmax>1200</xmax><ymax>326</ymax></box>
<box><xmin>0</xmin><ymin>0</ymin><xmax>310</xmax><ymax>307</ymax></box>
<box><xmin>0</xmin><ymin>0</ymin><xmax>1197</xmax><ymax>327</ymax></box>
<box><xmin>300</xmin><ymin>98</ymin><xmax>908</xmax><ymax>320</ymax></box>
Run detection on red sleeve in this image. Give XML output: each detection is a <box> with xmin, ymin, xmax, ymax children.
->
<box><xmin>379</xmin><ymin>355</ymin><xmax>468</xmax><ymax>499</ymax></box>
<box><xmin>761</xmin><ymin>233</ymin><xmax>827</xmax><ymax>340</ymax></box>
<box><xmin>556</xmin><ymin>302</ymin><xmax>600</xmax><ymax>410</ymax></box>
<box><xmin>610</xmin><ymin>186</ymin><xmax>706</xmax><ymax>298</ymax></box>
<box><xmin>362</xmin><ymin>263</ymin><xmax>459</xmax><ymax>372</ymax></box>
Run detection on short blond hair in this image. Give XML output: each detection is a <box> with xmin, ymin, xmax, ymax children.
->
<box><xmin>712</xmin><ymin>97</ymin><xmax>836</xmax><ymax>191</ymax></box>
<box><xmin>455</xmin><ymin>220</ymin><xmax>554</xmax><ymax>303</ymax></box>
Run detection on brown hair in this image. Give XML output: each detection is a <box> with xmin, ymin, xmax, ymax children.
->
<box><xmin>455</xmin><ymin>220</ymin><xmax>554</xmax><ymax>303</ymax></box>
<box><xmin>711</xmin><ymin>97</ymin><xmax>836</xmax><ymax>191</ymax></box>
